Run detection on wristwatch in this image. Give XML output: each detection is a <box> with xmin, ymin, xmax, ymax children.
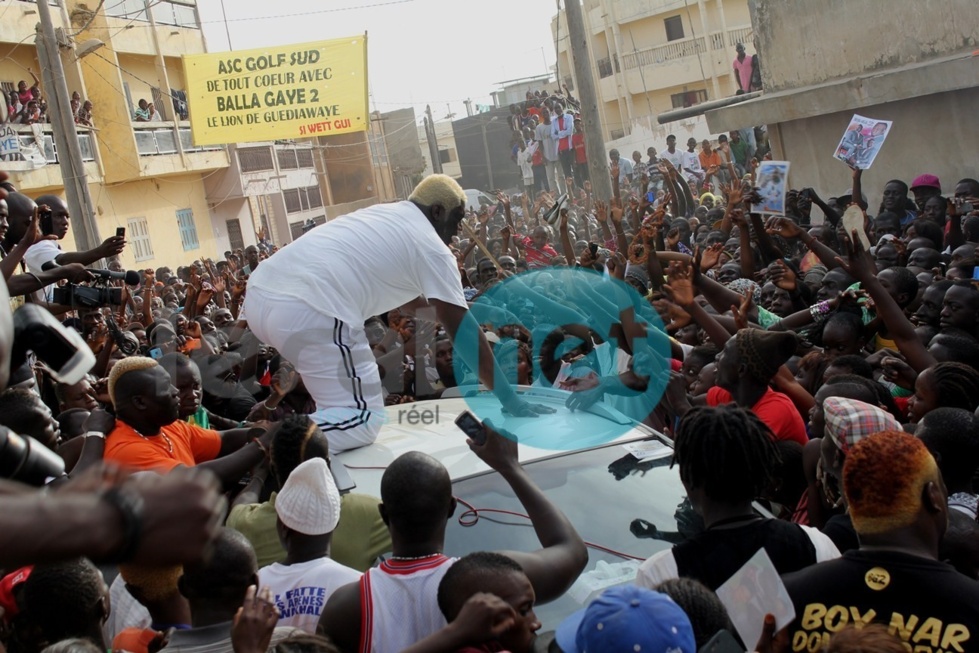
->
<box><xmin>85</xmin><ymin>431</ymin><xmax>106</xmax><ymax>439</ymax></box>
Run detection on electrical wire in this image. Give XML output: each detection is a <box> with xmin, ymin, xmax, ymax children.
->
<box><xmin>342</xmin><ymin>466</ymin><xmax>649</xmax><ymax>562</ymax></box>
<box><xmin>198</xmin><ymin>0</ymin><xmax>416</xmax><ymax>24</ymax></box>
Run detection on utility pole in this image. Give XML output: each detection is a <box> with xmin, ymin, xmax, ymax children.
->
<box><xmin>35</xmin><ymin>0</ymin><xmax>102</xmax><ymax>253</ymax></box>
<box><xmin>564</xmin><ymin>0</ymin><xmax>612</xmax><ymax>201</ymax></box>
<box><xmin>463</xmin><ymin>99</ymin><xmax>473</xmax><ymax>117</ymax></box>
<box><xmin>424</xmin><ymin>104</ymin><xmax>442</xmax><ymax>174</ymax></box>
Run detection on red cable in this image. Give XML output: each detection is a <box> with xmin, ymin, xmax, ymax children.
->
<box><xmin>454</xmin><ymin>497</ymin><xmax>647</xmax><ymax>562</ymax></box>
<box><xmin>339</xmin><ymin>468</ymin><xmax>648</xmax><ymax>561</ymax></box>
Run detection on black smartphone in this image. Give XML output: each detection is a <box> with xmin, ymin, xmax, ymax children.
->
<box><xmin>455</xmin><ymin>410</ymin><xmax>487</xmax><ymax>445</ymax></box>
<box><xmin>116</xmin><ymin>227</ymin><xmax>126</xmax><ymax>238</ymax></box>
<box><xmin>39</xmin><ymin>209</ymin><xmax>53</xmax><ymax>236</ymax></box>
<box><xmin>699</xmin><ymin>630</ymin><xmax>742</xmax><ymax>653</ymax></box>
<box><xmin>589</xmin><ymin>242</ymin><xmax>599</xmax><ymax>257</ymax></box>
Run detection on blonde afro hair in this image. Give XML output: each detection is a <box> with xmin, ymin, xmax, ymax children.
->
<box><xmin>118</xmin><ymin>563</ymin><xmax>183</xmax><ymax>602</ymax></box>
<box><xmin>108</xmin><ymin>356</ymin><xmax>159</xmax><ymax>408</ymax></box>
<box><xmin>409</xmin><ymin>174</ymin><xmax>466</xmax><ymax>212</ymax></box>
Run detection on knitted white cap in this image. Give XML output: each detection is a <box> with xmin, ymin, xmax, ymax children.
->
<box><xmin>275</xmin><ymin>458</ymin><xmax>341</xmax><ymax>535</ymax></box>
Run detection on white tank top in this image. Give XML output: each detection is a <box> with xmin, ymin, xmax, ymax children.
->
<box><xmin>359</xmin><ymin>554</ymin><xmax>457</xmax><ymax>653</ymax></box>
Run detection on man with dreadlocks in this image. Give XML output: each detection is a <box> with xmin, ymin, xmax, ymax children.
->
<box><xmin>636</xmin><ymin>406</ymin><xmax>839</xmax><ymax>590</ymax></box>
<box><xmin>783</xmin><ymin>432</ymin><xmax>979</xmax><ymax>652</ymax></box>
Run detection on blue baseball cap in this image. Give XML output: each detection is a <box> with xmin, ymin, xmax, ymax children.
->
<box><xmin>555</xmin><ymin>586</ymin><xmax>696</xmax><ymax>653</ymax></box>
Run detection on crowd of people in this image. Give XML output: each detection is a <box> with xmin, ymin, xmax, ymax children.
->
<box><xmin>4</xmin><ymin>71</ymin><xmax>95</xmax><ymax>129</ymax></box>
<box><xmin>0</xmin><ymin>93</ymin><xmax>978</xmax><ymax>653</ymax></box>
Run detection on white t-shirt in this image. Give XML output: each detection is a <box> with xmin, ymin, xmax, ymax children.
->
<box><xmin>660</xmin><ymin>149</ymin><xmax>683</xmax><ymax>170</ymax></box>
<box><xmin>24</xmin><ymin>239</ymin><xmax>61</xmax><ymax>275</ymax></box>
<box><xmin>23</xmin><ymin>240</ymin><xmax>63</xmax><ymax>301</ymax></box>
<box><xmin>258</xmin><ymin>558</ymin><xmax>362</xmax><ymax>633</ymax></box>
<box><xmin>247</xmin><ymin>201</ymin><xmax>467</xmax><ymax>326</ymax></box>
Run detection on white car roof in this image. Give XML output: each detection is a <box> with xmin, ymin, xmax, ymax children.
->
<box><xmin>334</xmin><ymin>388</ymin><xmax>665</xmax><ymax>498</ymax></box>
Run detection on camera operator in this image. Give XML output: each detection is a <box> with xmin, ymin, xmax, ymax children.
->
<box><xmin>1</xmin><ymin>195</ymin><xmax>96</xmax><ymax>304</ymax></box>
<box><xmin>24</xmin><ymin>194</ymin><xmax>126</xmax><ymax>281</ymax></box>
<box><xmin>0</xmin><ymin>190</ymin><xmax>226</xmax><ymax>567</ymax></box>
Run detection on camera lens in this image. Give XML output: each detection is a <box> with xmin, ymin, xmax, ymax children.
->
<box><xmin>0</xmin><ymin>426</ymin><xmax>65</xmax><ymax>485</ymax></box>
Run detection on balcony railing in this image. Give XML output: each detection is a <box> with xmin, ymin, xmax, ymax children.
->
<box><xmin>132</xmin><ymin>121</ymin><xmax>223</xmax><ymax>156</ymax></box>
<box><xmin>621</xmin><ymin>26</ymin><xmax>753</xmax><ymax>71</ymax></box>
<box><xmin>1</xmin><ymin>123</ymin><xmax>95</xmax><ymax>166</ymax></box>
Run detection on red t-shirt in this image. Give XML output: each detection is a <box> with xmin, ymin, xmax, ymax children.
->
<box><xmin>517</xmin><ymin>235</ymin><xmax>559</xmax><ymax>268</ymax></box>
<box><xmin>572</xmin><ymin>132</ymin><xmax>587</xmax><ymax>164</ymax></box>
<box><xmin>706</xmin><ymin>386</ymin><xmax>809</xmax><ymax>446</ymax></box>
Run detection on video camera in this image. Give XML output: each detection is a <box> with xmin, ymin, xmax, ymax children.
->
<box><xmin>46</xmin><ymin>267</ymin><xmax>140</xmax><ymax>308</ymax></box>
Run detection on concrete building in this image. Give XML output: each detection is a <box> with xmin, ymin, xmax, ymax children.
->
<box><xmin>552</xmin><ymin>0</ymin><xmax>753</xmax><ymax>144</ymax></box>
<box><xmin>491</xmin><ymin>74</ymin><xmax>555</xmax><ymax>109</ymax></box>
<box><xmin>706</xmin><ymin>0</ymin><xmax>979</xmax><ymax>207</ymax></box>
<box><xmin>380</xmin><ymin>108</ymin><xmax>425</xmax><ymax>199</ymax></box>
<box><xmin>2</xmin><ymin>0</ymin><xmax>395</xmax><ymax>268</ymax></box>
<box><xmin>2</xmin><ymin>0</ymin><xmax>230</xmax><ymax>270</ymax></box>
<box><xmin>417</xmin><ymin>119</ymin><xmax>461</xmax><ymax>180</ymax></box>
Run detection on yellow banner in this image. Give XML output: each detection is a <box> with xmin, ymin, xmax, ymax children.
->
<box><xmin>182</xmin><ymin>36</ymin><xmax>368</xmax><ymax>146</ymax></box>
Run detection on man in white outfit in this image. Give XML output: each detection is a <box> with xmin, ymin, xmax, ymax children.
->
<box><xmin>243</xmin><ymin>174</ymin><xmax>551</xmax><ymax>453</ymax></box>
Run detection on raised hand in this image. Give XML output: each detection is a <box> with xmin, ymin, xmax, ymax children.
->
<box><xmin>835</xmin><ymin>229</ymin><xmax>876</xmax><ymax>282</ymax></box>
<box><xmin>609</xmin><ymin>198</ymin><xmax>625</xmax><ymax>224</ymax></box>
<box><xmin>594</xmin><ymin>199</ymin><xmax>609</xmax><ymax>223</ymax></box>
<box><xmin>770</xmin><ymin>259</ymin><xmax>797</xmax><ymax>291</ymax></box>
<box><xmin>731</xmin><ymin>291</ymin><xmax>754</xmax><ymax>330</ymax></box>
<box><xmin>721</xmin><ymin>182</ymin><xmax>742</xmax><ymax>207</ymax></box>
<box><xmin>231</xmin><ymin>586</ymin><xmax>279</xmax><ymax>653</ymax></box>
<box><xmin>663</xmin><ymin>261</ymin><xmax>696</xmax><ymax>307</ymax></box>
<box><xmin>765</xmin><ymin>216</ymin><xmax>803</xmax><ymax>239</ymax></box>
<box><xmin>607</xmin><ymin>251</ymin><xmax>627</xmax><ymax>280</ymax></box>
<box><xmin>699</xmin><ymin>243</ymin><xmax>724</xmax><ymax>272</ymax></box>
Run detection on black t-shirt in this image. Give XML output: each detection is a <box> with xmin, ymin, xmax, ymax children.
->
<box><xmin>673</xmin><ymin>518</ymin><xmax>819</xmax><ymax>590</ymax></box>
<box><xmin>822</xmin><ymin>513</ymin><xmax>859</xmax><ymax>554</ymax></box>
<box><xmin>783</xmin><ymin>550</ymin><xmax>979</xmax><ymax>653</ymax></box>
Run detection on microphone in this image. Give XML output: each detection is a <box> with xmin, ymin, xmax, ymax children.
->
<box><xmin>88</xmin><ymin>268</ymin><xmax>141</xmax><ymax>285</ymax></box>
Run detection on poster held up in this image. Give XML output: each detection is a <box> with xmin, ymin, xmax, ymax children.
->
<box><xmin>833</xmin><ymin>114</ymin><xmax>892</xmax><ymax>170</ymax></box>
<box><xmin>752</xmin><ymin>160</ymin><xmax>790</xmax><ymax>215</ymax></box>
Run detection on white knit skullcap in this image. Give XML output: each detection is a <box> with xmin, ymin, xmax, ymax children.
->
<box><xmin>275</xmin><ymin>458</ymin><xmax>341</xmax><ymax>535</ymax></box>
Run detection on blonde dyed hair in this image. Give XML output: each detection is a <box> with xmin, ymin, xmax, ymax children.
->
<box><xmin>844</xmin><ymin>431</ymin><xmax>941</xmax><ymax>535</ymax></box>
<box><xmin>118</xmin><ymin>563</ymin><xmax>183</xmax><ymax>602</ymax></box>
<box><xmin>108</xmin><ymin>356</ymin><xmax>159</xmax><ymax>407</ymax></box>
<box><xmin>409</xmin><ymin>174</ymin><xmax>466</xmax><ymax>212</ymax></box>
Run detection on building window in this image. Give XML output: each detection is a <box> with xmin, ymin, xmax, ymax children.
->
<box><xmin>670</xmin><ymin>89</ymin><xmax>709</xmax><ymax>109</ymax></box>
<box><xmin>283</xmin><ymin>188</ymin><xmax>302</xmax><ymax>213</ymax></box>
<box><xmin>289</xmin><ymin>216</ymin><xmax>326</xmax><ymax>241</ymax></box>
<box><xmin>226</xmin><ymin>219</ymin><xmax>244</xmax><ymax>251</ymax></box>
<box><xmin>438</xmin><ymin>148</ymin><xmax>455</xmax><ymax>164</ymax></box>
<box><xmin>296</xmin><ymin>148</ymin><xmax>314</xmax><ymax>168</ymax></box>
<box><xmin>277</xmin><ymin>148</ymin><xmax>299</xmax><ymax>170</ymax></box>
<box><xmin>238</xmin><ymin>146</ymin><xmax>274</xmax><ymax>172</ymax></box>
<box><xmin>665</xmin><ymin>16</ymin><xmax>684</xmax><ymax>41</ymax></box>
<box><xmin>127</xmin><ymin>217</ymin><xmax>154</xmax><ymax>262</ymax></box>
<box><xmin>176</xmin><ymin>208</ymin><xmax>199</xmax><ymax>251</ymax></box>
<box><xmin>283</xmin><ymin>186</ymin><xmax>323</xmax><ymax>213</ymax></box>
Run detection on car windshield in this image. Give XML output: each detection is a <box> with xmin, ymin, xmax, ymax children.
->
<box><xmin>443</xmin><ymin>439</ymin><xmax>695</xmax><ymax>631</ymax></box>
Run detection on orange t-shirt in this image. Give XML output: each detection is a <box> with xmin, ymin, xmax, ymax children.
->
<box><xmin>699</xmin><ymin>150</ymin><xmax>723</xmax><ymax>170</ymax></box>
<box><xmin>104</xmin><ymin>419</ymin><xmax>222</xmax><ymax>472</ymax></box>
<box><xmin>706</xmin><ymin>386</ymin><xmax>809</xmax><ymax>447</ymax></box>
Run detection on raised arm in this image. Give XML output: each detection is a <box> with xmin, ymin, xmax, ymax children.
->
<box><xmin>472</xmin><ymin>425</ymin><xmax>587</xmax><ymax>604</ymax></box>
<box><xmin>837</xmin><ymin>230</ymin><xmax>936</xmax><ymax>372</ymax></box>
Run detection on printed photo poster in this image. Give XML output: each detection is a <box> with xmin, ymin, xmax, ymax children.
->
<box><xmin>833</xmin><ymin>114</ymin><xmax>893</xmax><ymax>170</ymax></box>
<box><xmin>752</xmin><ymin>160</ymin><xmax>790</xmax><ymax>215</ymax></box>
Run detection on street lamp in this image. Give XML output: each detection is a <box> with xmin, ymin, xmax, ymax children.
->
<box><xmin>479</xmin><ymin>115</ymin><xmax>498</xmax><ymax>190</ymax></box>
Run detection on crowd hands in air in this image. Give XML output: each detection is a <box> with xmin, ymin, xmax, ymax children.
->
<box><xmin>1</xmin><ymin>94</ymin><xmax>979</xmax><ymax>653</ymax></box>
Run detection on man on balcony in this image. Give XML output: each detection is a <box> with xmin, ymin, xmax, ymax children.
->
<box><xmin>133</xmin><ymin>99</ymin><xmax>157</xmax><ymax>122</ymax></box>
<box><xmin>733</xmin><ymin>43</ymin><xmax>754</xmax><ymax>95</ymax></box>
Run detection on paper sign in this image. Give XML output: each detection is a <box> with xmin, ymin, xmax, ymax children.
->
<box><xmin>715</xmin><ymin>548</ymin><xmax>796</xmax><ymax>651</ymax></box>
<box><xmin>0</xmin><ymin>127</ymin><xmax>20</xmax><ymax>157</ymax></box>
<box><xmin>182</xmin><ymin>36</ymin><xmax>368</xmax><ymax>146</ymax></box>
<box><xmin>833</xmin><ymin>114</ymin><xmax>892</xmax><ymax>170</ymax></box>
<box><xmin>622</xmin><ymin>440</ymin><xmax>672</xmax><ymax>462</ymax></box>
<box><xmin>752</xmin><ymin>161</ymin><xmax>790</xmax><ymax>215</ymax></box>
